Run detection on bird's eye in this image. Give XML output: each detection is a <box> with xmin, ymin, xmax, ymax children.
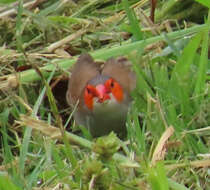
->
<box><xmin>86</xmin><ymin>85</ymin><xmax>98</xmax><ymax>97</ymax></box>
<box><xmin>105</xmin><ymin>78</ymin><xmax>115</xmax><ymax>91</ymax></box>
<box><xmin>110</xmin><ymin>81</ymin><xmax>114</xmax><ymax>88</ymax></box>
<box><xmin>86</xmin><ymin>87</ymin><xmax>90</xmax><ymax>94</ymax></box>
<box><xmin>86</xmin><ymin>85</ymin><xmax>93</xmax><ymax>94</ymax></box>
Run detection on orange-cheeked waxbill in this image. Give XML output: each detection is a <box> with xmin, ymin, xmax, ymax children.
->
<box><xmin>66</xmin><ymin>53</ymin><xmax>136</xmax><ymax>137</ymax></box>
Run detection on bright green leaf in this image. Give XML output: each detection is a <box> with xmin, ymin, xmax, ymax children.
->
<box><xmin>195</xmin><ymin>0</ymin><xmax>210</xmax><ymax>8</ymax></box>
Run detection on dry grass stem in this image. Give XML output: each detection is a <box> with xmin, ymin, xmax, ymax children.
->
<box><xmin>166</xmin><ymin>159</ymin><xmax>210</xmax><ymax>170</ymax></box>
<box><xmin>0</xmin><ymin>75</ymin><xmax>19</xmax><ymax>91</ymax></box>
<box><xmin>151</xmin><ymin>126</ymin><xmax>174</xmax><ymax>164</ymax></box>
<box><xmin>45</xmin><ymin>29</ymin><xmax>87</xmax><ymax>53</ymax></box>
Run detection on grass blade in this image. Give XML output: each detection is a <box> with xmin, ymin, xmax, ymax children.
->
<box><xmin>193</xmin><ymin>10</ymin><xmax>210</xmax><ymax>100</ymax></box>
<box><xmin>195</xmin><ymin>0</ymin><xmax>210</xmax><ymax>8</ymax></box>
<box><xmin>169</xmin><ymin>32</ymin><xmax>202</xmax><ymax>117</ymax></box>
<box><xmin>122</xmin><ymin>0</ymin><xmax>143</xmax><ymax>41</ymax></box>
<box><xmin>15</xmin><ymin>0</ymin><xmax>23</xmax><ymax>53</ymax></box>
<box><xmin>18</xmin><ymin>69</ymin><xmax>55</xmax><ymax>178</ymax></box>
<box><xmin>147</xmin><ymin>162</ymin><xmax>169</xmax><ymax>190</ymax></box>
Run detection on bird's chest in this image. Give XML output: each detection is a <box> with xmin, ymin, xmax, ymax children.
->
<box><xmin>85</xmin><ymin>100</ymin><xmax>128</xmax><ymax>137</ymax></box>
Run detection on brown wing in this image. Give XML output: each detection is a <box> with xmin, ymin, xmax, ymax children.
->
<box><xmin>66</xmin><ymin>53</ymin><xmax>100</xmax><ymax>106</ymax></box>
<box><xmin>102</xmin><ymin>57</ymin><xmax>136</xmax><ymax>94</ymax></box>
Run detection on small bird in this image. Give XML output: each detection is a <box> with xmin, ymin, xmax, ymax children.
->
<box><xmin>66</xmin><ymin>53</ymin><xmax>136</xmax><ymax>137</ymax></box>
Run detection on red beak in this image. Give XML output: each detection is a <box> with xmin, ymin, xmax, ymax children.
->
<box><xmin>95</xmin><ymin>84</ymin><xmax>110</xmax><ymax>103</ymax></box>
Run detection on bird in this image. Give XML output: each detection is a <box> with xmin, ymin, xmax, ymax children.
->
<box><xmin>66</xmin><ymin>53</ymin><xmax>136</xmax><ymax>138</ymax></box>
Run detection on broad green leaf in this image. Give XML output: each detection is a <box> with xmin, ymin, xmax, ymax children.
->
<box><xmin>0</xmin><ymin>175</ymin><xmax>21</xmax><ymax>190</ymax></box>
<box><xmin>195</xmin><ymin>0</ymin><xmax>210</xmax><ymax>8</ymax></box>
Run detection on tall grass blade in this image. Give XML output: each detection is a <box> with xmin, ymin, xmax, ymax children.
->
<box><xmin>0</xmin><ymin>109</ymin><xmax>13</xmax><ymax>163</ymax></box>
<box><xmin>147</xmin><ymin>162</ymin><xmax>169</xmax><ymax>190</ymax></box>
<box><xmin>19</xmin><ymin>69</ymin><xmax>55</xmax><ymax>178</ymax></box>
<box><xmin>37</xmin><ymin>67</ymin><xmax>80</xmax><ymax>181</ymax></box>
<box><xmin>15</xmin><ymin>0</ymin><xmax>23</xmax><ymax>53</ymax></box>
<box><xmin>122</xmin><ymin>0</ymin><xmax>143</xmax><ymax>41</ymax></box>
<box><xmin>193</xmin><ymin>11</ymin><xmax>210</xmax><ymax>100</ymax></box>
<box><xmin>169</xmin><ymin>32</ymin><xmax>202</xmax><ymax>117</ymax></box>
<box><xmin>26</xmin><ymin>156</ymin><xmax>45</xmax><ymax>189</ymax></box>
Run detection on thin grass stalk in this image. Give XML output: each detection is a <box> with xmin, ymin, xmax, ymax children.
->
<box><xmin>18</xmin><ymin>69</ymin><xmax>55</xmax><ymax>180</ymax></box>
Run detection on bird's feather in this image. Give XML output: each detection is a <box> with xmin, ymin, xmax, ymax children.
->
<box><xmin>102</xmin><ymin>57</ymin><xmax>136</xmax><ymax>95</ymax></box>
<box><xmin>66</xmin><ymin>53</ymin><xmax>100</xmax><ymax>106</ymax></box>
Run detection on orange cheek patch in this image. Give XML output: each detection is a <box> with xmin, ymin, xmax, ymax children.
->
<box><xmin>84</xmin><ymin>91</ymin><xmax>93</xmax><ymax>110</ymax></box>
<box><xmin>104</xmin><ymin>78</ymin><xmax>124</xmax><ymax>102</ymax></box>
<box><xmin>84</xmin><ymin>85</ymin><xmax>97</xmax><ymax>110</ymax></box>
<box><xmin>112</xmin><ymin>82</ymin><xmax>123</xmax><ymax>102</ymax></box>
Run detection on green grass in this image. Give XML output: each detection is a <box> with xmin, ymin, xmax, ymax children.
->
<box><xmin>0</xmin><ymin>0</ymin><xmax>210</xmax><ymax>189</ymax></box>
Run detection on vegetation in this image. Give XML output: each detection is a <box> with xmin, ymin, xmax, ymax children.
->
<box><xmin>0</xmin><ymin>0</ymin><xmax>209</xmax><ymax>189</ymax></box>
